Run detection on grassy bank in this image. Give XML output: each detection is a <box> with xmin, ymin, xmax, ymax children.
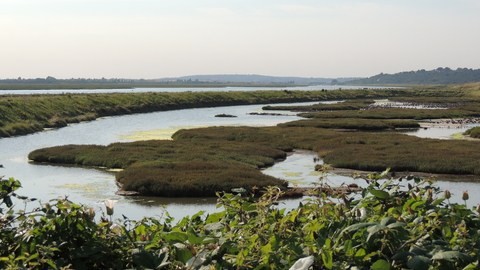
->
<box><xmin>0</xmin><ymin>83</ymin><xmax>296</xmax><ymax>90</ymax></box>
<box><xmin>0</xmin><ymin>85</ymin><xmax>470</xmax><ymax>138</ymax></box>
<box><xmin>262</xmin><ymin>99</ymin><xmax>375</xmax><ymax>111</ymax></box>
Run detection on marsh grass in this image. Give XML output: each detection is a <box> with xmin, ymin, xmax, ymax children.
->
<box><xmin>262</xmin><ymin>99</ymin><xmax>375</xmax><ymax>111</ymax></box>
<box><xmin>299</xmin><ymin>104</ymin><xmax>480</xmax><ymax>120</ymax></box>
<box><xmin>28</xmin><ymin>140</ymin><xmax>288</xmax><ymax>196</ymax></box>
<box><xmin>278</xmin><ymin>118</ymin><xmax>420</xmax><ymax>130</ymax></box>
<box><xmin>0</xmin><ymin>86</ymin><xmax>466</xmax><ymax>137</ymax></box>
<box><xmin>463</xmin><ymin>126</ymin><xmax>480</xmax><ymax>138</ymax></box>
<box><xmin>24</xmin><ymin>83</ymin><xmax>480</xmax><ymax>196</ymax></box>
<box><xmin>173</xmin><ymin>126</ymin><xmax>480</xmax><ymax>175</ymax></box>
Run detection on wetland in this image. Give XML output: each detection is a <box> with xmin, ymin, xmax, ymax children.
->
<box><xmin>2</xmin><ymin>83</ymin><xmax>480</xmax><ymax>220</ymax></box>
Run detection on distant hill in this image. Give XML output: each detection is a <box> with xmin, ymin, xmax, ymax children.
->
<box><xmin>345</xmin><ymin>67</ymin><xmax>480</xmax><ymax>85</ymax></box>
<box><xmin>156</xmin><ymin>74</ymin><xmax>360</xmax><ymax>85</ymax></box>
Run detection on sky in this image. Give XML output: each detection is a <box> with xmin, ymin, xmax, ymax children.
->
<box><xmin>1</xmin><ymin>0</ymin><xmax>480</xmax><ymax>79</ymax></box>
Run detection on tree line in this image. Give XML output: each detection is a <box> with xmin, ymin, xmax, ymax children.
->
<box><xmin>345</xmin><ymin>67</ymin><xmax>480</xmax><ymax>85</ymax></box>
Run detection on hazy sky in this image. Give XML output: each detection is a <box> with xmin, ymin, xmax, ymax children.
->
<box><xmin>1</xmin><ymin>0</ymin><xmax>479</xmax><ymax>79</ymax></box>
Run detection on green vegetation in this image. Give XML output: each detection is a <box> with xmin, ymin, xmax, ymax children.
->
<box><xmin>1</xmin><ymin>172</ymin><xmax>479</xmax><ymax>269</ymax></box>
<box><xmin>0</xmin><ymin>90</ymin><xmax>364</xmax><ymax>137</ymax></box>
<box><xmin>0</xmin><ymin>85</ymin><xmax>471</xmax><ymax>138</ymax></box>
<box><xmin>278</xmin><ymin>118</ymin><xmax>420</xmax><ymax>130</ymax></box>
<box><xmin>25</xmin><ymin>83</ymin><xmax>480</xmax><ymax>196</ymax></box>
<box><xmin>173</xmin><ymin>126</ymin><xmax>480</xmax><ymax>175</ymax></box>
<box><xmin>28</xmin><ymin>140</ymin><xmax>288</xmax><ymax>197</ymax></box>
<box><xmin>346</xmin><ymin>67</ymin><xmax>480</xmax><ymax>85</ymax></box>
<box><xmin>464</xmin><ymin>127</ymin><xmax>480</xmax><ymax>139</ymax></box>
<box><xmin>0</xmin><ymin>76</ymin><xmax>296</xmax><ymax>89</ymax></box>
<box><xmin>299</xmin><ymin>104</ymin><xmax>480</xmax><ymax>120</ymax></box>
<box><xmin>8</xmin><ymin>83</ymin><xmax>480</xmax><ymax>268</ymax></box>
<box><xmin>262</xmin><ymin>99</ymin><xmax>375</xmax><ymax>111</ymax></box>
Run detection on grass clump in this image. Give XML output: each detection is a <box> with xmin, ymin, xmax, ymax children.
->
<box><xmin>28</xmin><ymin>140</ymin><xmax>288</xmax><ymax>196</ymax></box>
<box><xmin>464</xmin><ymin>126</ymin><xmax>480</xmax><ymax>138</ymax></box>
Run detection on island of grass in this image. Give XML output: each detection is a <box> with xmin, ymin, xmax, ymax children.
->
<box><xmin>23</xmin><ymin>83</ymin><xmax>480</xmax><ymax>196</ymax></box>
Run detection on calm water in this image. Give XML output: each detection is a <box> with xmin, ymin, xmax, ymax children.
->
<box><xmin>0</xmin><ymin>101</ymin><xmax>323</xmax><ymax>221</ymax></box>
<box><xmin>1</xmin><ymin>92</ymin><xmax>478</xmax><ymax>222</ymax></box>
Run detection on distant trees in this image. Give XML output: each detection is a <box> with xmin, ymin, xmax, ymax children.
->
<box><xmin>346</xmin><ymin>67</ymin><xmax>480</xmax><ymax>85</ymax></box>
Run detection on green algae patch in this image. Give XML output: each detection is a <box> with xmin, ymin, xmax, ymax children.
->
<box><xmin>448</xmin><ymin>133</ymin><xmax>466</xmax><ymax>140</ymax></box>
<box><xmin>53</xmin><ymin>181</ymin><xmax>114</xmax><ymax>199</ymax></box>
<box><xmin>282</xmin><ymin>172</ymin><xmax>303</xmax><ymax>178</ymax></box>
<box><xmin>118</xmin><ymin>129</ymin><xmax>177</xmax><ymax>141</ymax></box>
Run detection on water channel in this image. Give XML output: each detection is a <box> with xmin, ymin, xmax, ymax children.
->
<box><xmin>1</xmin><ymin>87</ymin><xmax>479</xmax><ymax>222</ymax></box>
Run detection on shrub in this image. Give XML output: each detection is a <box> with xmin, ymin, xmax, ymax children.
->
<box><xmin>1</xmin><ymin>171</ymin><xmax>479</xmax><ymax>269</ymax></box>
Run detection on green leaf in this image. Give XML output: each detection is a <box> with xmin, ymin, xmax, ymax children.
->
<box><xmin>321</xmin><ymin>250</ymin><xmax>333</xmax><ymax>269</ymax></box>
<box><xmin>387</xmin><ymin>222</ymin><xmax>406</xmax><ymax>229</ymax></box>
<box><xmin>371</xmin><ymin>259</ymin><xmax>390</xmax><ymax>270</ymax></box>
<box><xmin>45</xmin><ymin>259</ymin><xmax>59</xmax><ymax>270</ymax></box>
<box><xmin>324</xmin><ymin>238</ymin><xmax>331</xmax><ymax>249</ymax></box>
<box><xmin>355</xmin><ymin>248</ymin><xmax>366</xmax><ymax>258</ymax></box>
<box><xmin>407</xmin><ymin>256</ymin><xmax>431</xmax><ymax>270</ymax></box>
<box><xmin>191</xmin><ymin>211</ymin><xmax>206</xmax><ymax>220</ymax></box>
<box><xmin>370</xmin><ymin>190</ymin><xmax>390</xmax><ymax>199</ymax></box>
<box><xmin>462</xmin><ymin>261</ymin><xmax>479</xmax><ymax>270</ymax></box>
<box><xmin>380</xmin><ymin>217</ymin><xmax>397</xmax><ymax>226</ymax></box>
<box><xmin>343</xmin><ymin>239</ymin><xmax>354</xmax><ymax>256</ymax></box>
<box><xmin>261</xmin><ymin>243</ymin><xmax>271</xmax><ymax>254</ymax></box>
<box><xmin>204</xmin><ymin>222</ymin><xmax>224</xmax><ymax>232</ymax></box>
<box><xmin>391</xmin><ymin>251</ymin><xmax>416</xmax><ymax>260</ymax></box>
<box><xmin>205</xmin><ymin>212</ymin><xmax>224</xmax><ymax>223</ymax></box>
<box><xmin>342</xmin><ymin>222</ymin><xmax>377</xmax><ymax>233</ymax></box>
<box><xmin>163</xmin><ymin>232</ymin><xmax>188</xmax><ymax>243</ymax></box>
<box><xmin>175</xmin><ymin>248</ymin><xmax>193</xmax><ymax>264</ymax></box>
<box><xmin>431</xmin><ymin>251</ymin><xmax>474</xmax><ymax>262</ymax></box>
<box><xmin>187</xmin><ymin>229</ymin><xmax>206</xmax><ymax>245</ymax></box>
<box><xmin>154</xmin><ymin>249</ymin><xmax>170</xmax><ymax>269</ymax></box>
<box><xmin>367</xmin><ymin>224</ymin><xmax>387</xmax><ymax>242</ymax></box>
<box><xmin>410</xmin><ymin>247</ymin><xmax>427</xmax><ymax>256</ymax></box>
<box><xmin>432</xmin><ymin>240</ymin><xmax>448</xmax><ymax>246</ymax></box>
<box><xmin>132</xmin><ymin>248</ymin><xmax>155</xmax><ymax>269</ymax></box>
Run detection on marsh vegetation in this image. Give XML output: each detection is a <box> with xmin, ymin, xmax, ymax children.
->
<box><xmin>26</xmin><ymin>83</ymin><xmax>480</xmax><ymax>196</ymax></box>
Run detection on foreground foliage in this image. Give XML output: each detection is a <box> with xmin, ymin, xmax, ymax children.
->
<box><xmin>1</xmin><ymin>171</ymin><xmax>479</xmax><ymax>269</ymax></box>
